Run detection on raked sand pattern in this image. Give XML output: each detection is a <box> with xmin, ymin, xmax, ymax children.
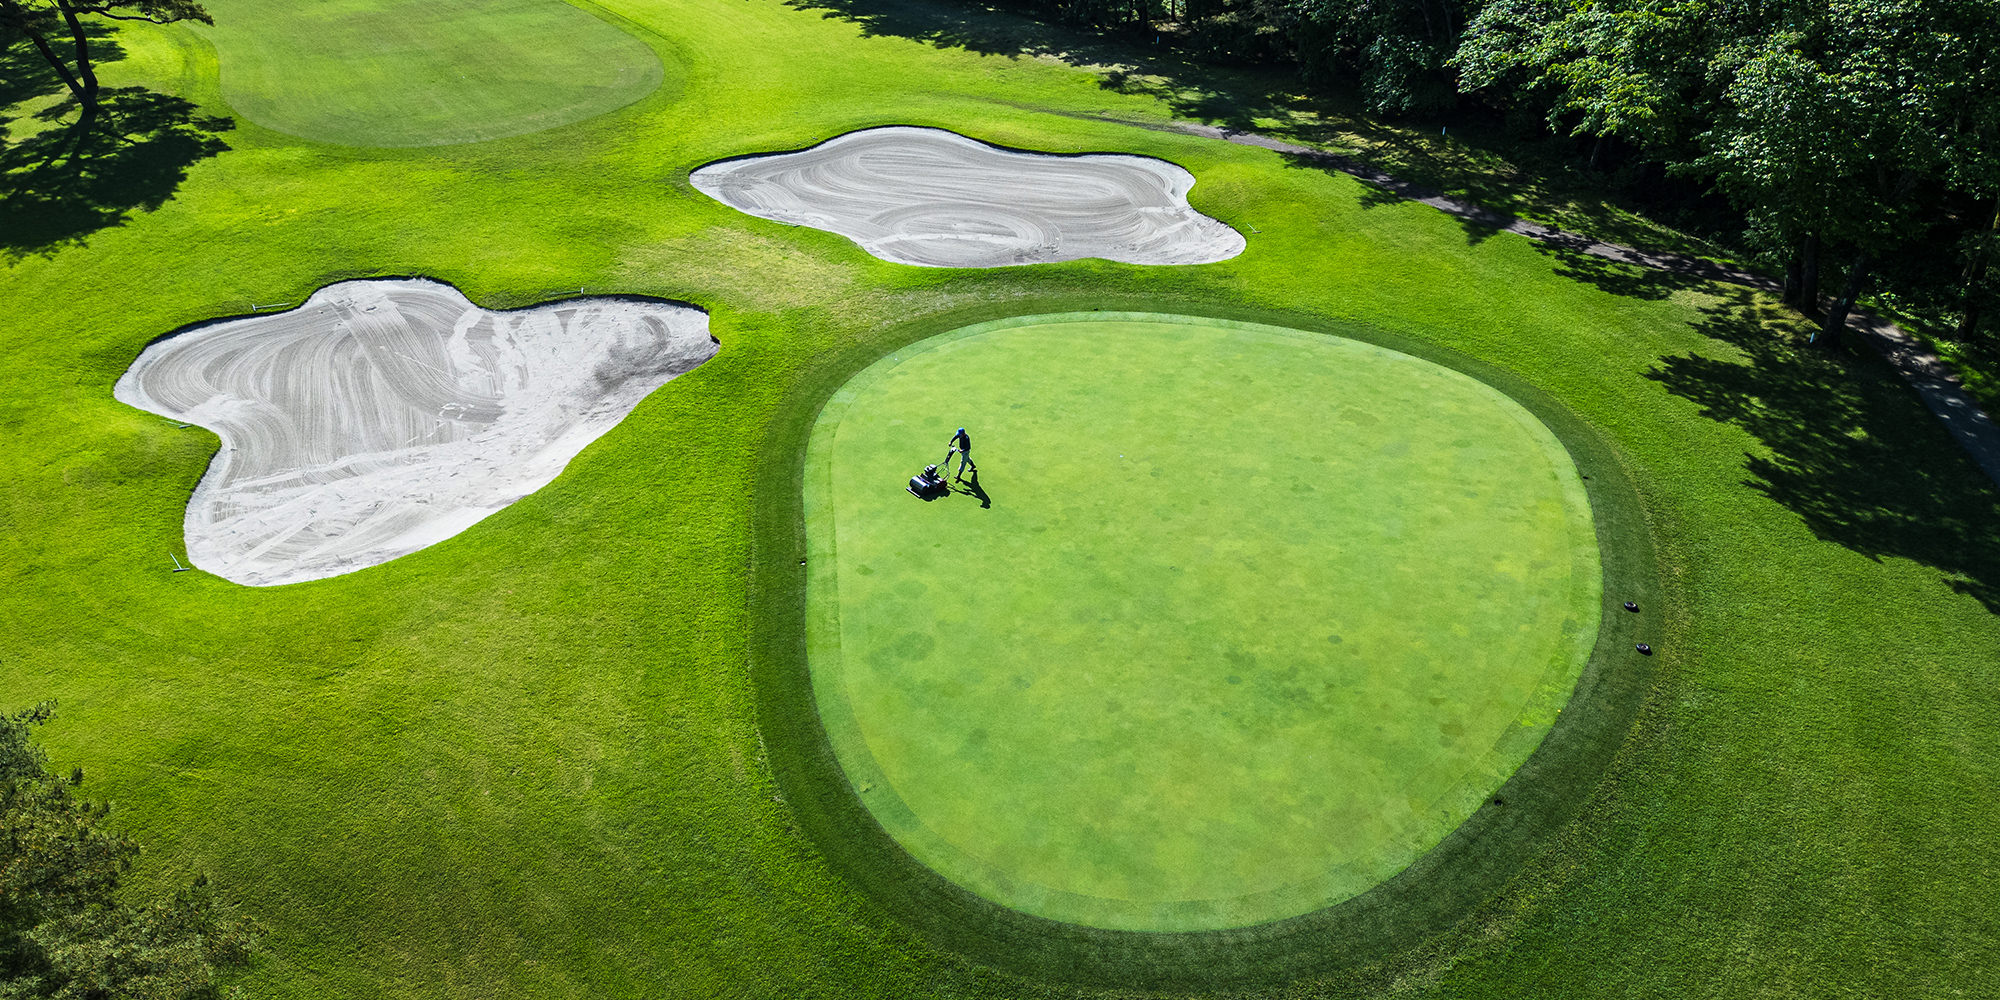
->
<box><xmin>691</xmin><ymin>127</ymin><xmax>1246</xmax><ymax>267</ymax></box>
<box><xmin>115</xmin><ymin>279</ymin><xmax>716</xmax><ymax>587</ymax></box>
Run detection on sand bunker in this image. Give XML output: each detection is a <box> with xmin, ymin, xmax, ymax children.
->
<box><xmin>690</xmin><ymin>126</ymin><xmax>1245</xmax><ymax>267</ymax></box>
<box><xmin>114</xmin><ymin>279</ymin><xmax>715</xmax><ymax>587</ymax></box>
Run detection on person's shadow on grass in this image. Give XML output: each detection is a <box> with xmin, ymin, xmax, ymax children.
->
<box><xmin>954</xmin><ymin>469</ymin><xmax>992</xmax><ymax>509</ymax></box>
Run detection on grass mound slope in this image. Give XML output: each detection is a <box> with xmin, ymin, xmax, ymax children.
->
<box><xmin>691</xmin><ymin>126</ymin><xmax>1244</xmax><ymax>266</ymax></box>
<box><xmin>194</xmin><ymin>0</ymin><xmax>666</xmax><ymax>147</ymax></box>
<box><xmin>804</xmin><ymin>314</ymin><xmax>1600</xmax><ymax>932</ymax></box>
<box><xmin>114</xmin><ymin>279</ymin><xmax>714</xmax><ymax>586</ymax></box>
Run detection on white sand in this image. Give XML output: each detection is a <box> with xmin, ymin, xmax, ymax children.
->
<box><xmin>690</xmin><ymin>126</ymin><xmax>1246</xmax><ymax>268</ymax></box>
<box><xmin>114</xmin><ymin>279</ymin><xmax>716</xmax><ymax>587</ymax></box>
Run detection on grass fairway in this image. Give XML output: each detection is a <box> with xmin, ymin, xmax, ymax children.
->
<box><xmin>193</xmin><ymin>0</ymin><xmax>667</xmax><ymax>146</ymax></box>
<box><xmin>3</xmin><ymin>0</ymin><xmax>1998</xmax><ymax>995</ymax></box>
<box><xmin>805</xmin><ymin>314</ymin><xmax>1600</xmax><ymax>931</ymax></box>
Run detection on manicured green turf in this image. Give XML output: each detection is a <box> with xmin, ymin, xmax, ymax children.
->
<box><xmin>3</xmin><ymin>0</ymin><xmax>1998</xmax><ymax>996</ymax></box>
<box><xmin>805</xmin><ymin>314</ymin><xmax>1599</xmax><ymax>931</ymax></box>
<box><xmin>192</xmin><ymin>0</ymin><xmax>668</xmax><ymax>146</ymax></box>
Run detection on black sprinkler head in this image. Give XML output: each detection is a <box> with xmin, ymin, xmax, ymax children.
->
<box><xmin>1623</xmin><ymin>601</ymin><xmax>1639</xmax><ymax>612</ymax></box>
<box><xmin>1635</xmin><ymin>643</ymin><xmax>1653</xmax><ymax>655</ymax></box>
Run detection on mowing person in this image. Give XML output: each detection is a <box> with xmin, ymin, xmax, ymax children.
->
<box><xmin>945</xmin><ymin>426</ymin><xmax>976</xmax><ymax>482</ymax></box>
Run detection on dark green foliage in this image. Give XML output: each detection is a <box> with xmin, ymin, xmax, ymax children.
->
<box><xmin>947</xmin><ymin>0</ymin><xmax>2000</xmax><ymax>352</ymax></box>
<box><xmin>1452</xmin><ymin>0</ymin><xmax>2000</xmax><ymax>343</ymax></box>
<box><xmin>1454</xmin><ymin>0</ymin><xmax>1729</xmax><ymax>153</ymax></box>
<box><xmin>1283</xmin><ymin>0</ymin><xmax>1467</xmax><ymax>112</ymax></box>
<box><xmin>0</xmin><ymin>706</ymin><xmax>257</xmax><ymax>1000</ymax></box>
<box><xmin>979</xmin><ymin>0</ymin><xmax>1467</xmax><ymax>110</ymax></box>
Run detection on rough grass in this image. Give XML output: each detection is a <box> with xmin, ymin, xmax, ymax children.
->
<box><xmin>0</xmin><ymin>0</ymin><xmax>1996</xmax><ymax>998</ymax></box>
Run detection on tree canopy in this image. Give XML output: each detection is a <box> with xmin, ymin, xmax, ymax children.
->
<box><xmin>980</xmin><ymin>0</ymin><xmax>2000</xmax><ymax>343</ymax></box>
<box><xmin>1</xmin><ymin>704</ymin><xmax>257</xmax><ymax>1000</ymax></box>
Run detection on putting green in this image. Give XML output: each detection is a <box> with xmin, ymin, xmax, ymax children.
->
<box><xmin>195</xmin><ymin>0</ymin><xmax>666</xmax><ymax>147</ymax></box>
<box><xmin>805</xmin><ymin>314</ymin><xmax>1602</xmax><ymax>932</ymax></box>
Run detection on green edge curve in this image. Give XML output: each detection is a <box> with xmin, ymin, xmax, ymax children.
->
<box><xmin>749</xmin><ymin>299</ymin><xmax>1662</xmax><ymax>989</ymax></box>
<box><xmin>803</xmin><ymin>314</ymin><xmax>1600</xmax><ymax>932</ymax></box>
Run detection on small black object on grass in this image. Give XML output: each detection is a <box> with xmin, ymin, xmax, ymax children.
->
<box><xmin>1623</xmin><ymin>601</ymin><xmax>1638</xmax><ymax>612</ymax></box>
<box><xmin>907</xmin><ymin>464</ymin><xmax>950</xmax><ymax>501</ymax></box>
<box><xmin>1636</xmin><ymin>643</ymin><xmax>1653</xmax><ymax>655</ymax></box>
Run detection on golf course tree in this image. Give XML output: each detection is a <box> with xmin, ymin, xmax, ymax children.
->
<box><xmin>1940</xmin><ymin>16</ymin><xmax>2000</xmax><ymax>345</ymax></box>
<box><xmin>0</xmin><ymin>3</ymin><xmax>232</xmax><ymax>257</ymax></box>
<box><xmin>1454</xmin><ymin>0</ymin><xmax>1830</xmax><ymax>296</ymax></box>
<box><xmin>1955</xmin><ymin>187</ymin><xmax>2000</xmax><ymax>345</ymax></box>
<box><xmin>959</xmin><ymin>0</ymin><xmax>2000</xmax><ymax>354</ymax></box>
<box><xmin>1276</xmin><ymin>0</ymin><xmax>1470</xmax><ymax>113</ymax></box>
<box><xmin>1450</xmin><ymin>0</ymin><xmax>2000</xmax><ymax>347</ymax></box>
<box><xmin>0</xmin><ymin>0</ymin><xmax>208</xmax><ymax>131</ymax></box>
<box><xmin>1</xmin><ymin>703</ymin><xmax>258</xmax><ymax>1000</ymax></box>
<box><xmin>1452</xmin><ymin>0</ymin><xmax>1747</xmax><ymax>172</ymax></box>
<box><xmin>1692</xmin><ymin>0</ymin><xmax>1974</xmax><ymax>347</ymax></box>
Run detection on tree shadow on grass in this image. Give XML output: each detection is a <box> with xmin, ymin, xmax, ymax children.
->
<box><xmin>1647</xmin><ymin>289</ymin><xmax>2000</xmax><ymax>612</ymax></box>
<box><xmin>786</xmin><ymin>0</ymin><xmax>1315</xmax><ymax>131</ymax></box>
<box><xmin>1269</xmin><ymin>144</ymin><xmax>1524</xmax><ymax>248</ymax></box>
<box><xmin>2</xmin><ymin>34</ymin><xmax>233</xmax><ymax>259</ymax></box>
<box><xmin>1526</xmin><ymin>240</ymin><xmax>1705</xmax><ymax>301</ymax></box>
<box><xmin>791</xmin><ymin>0</ymin><xmax>1744</xmax><ymax>262</ymax></box>
<box><xmin>787</xmin><ymin>0</ymin><xmax>1432</xmax><ymax>161</ymax></box>
<box><xmin>792</xmin><ymin>7</ymin><xmax>1577</xmax><ymax>186</ymax></box>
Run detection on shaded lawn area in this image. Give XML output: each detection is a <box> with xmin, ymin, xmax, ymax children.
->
<box><xmin>1</xmin><ymin>28</ymin><xmax>232</xmax><ymax>258</ymax></box>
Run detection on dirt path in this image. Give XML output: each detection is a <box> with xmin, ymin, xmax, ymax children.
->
<box><xmin>1166</xmin><ymin>121</ymin><xmax>2000</xmax><ymax>489</ymax></box>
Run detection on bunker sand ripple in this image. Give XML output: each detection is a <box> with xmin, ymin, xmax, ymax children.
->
<box><xmin>691</xmin><ymin>127</ymin><xmax>1245</xmax><ymax>267</ymax></box>
<box><xmin>115</xmin><ymin>279</ymin><xmax>715</xmax><ymax>586</ymax></box>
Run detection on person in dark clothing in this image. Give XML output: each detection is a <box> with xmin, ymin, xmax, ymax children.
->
<box><xmin>945</xmin><ymin>427</ymin><xmax>976</xmax><ymax>482</ymax></box>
